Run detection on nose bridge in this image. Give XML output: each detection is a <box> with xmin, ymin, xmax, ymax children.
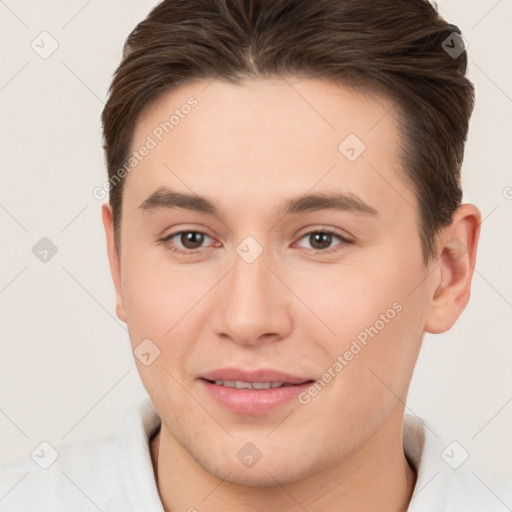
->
<box><xmin>232</xmin><ymin>240</ymin><xmax>270</xmax><ymax>302</ymax></box>
<box><xmin>215</xmin><ymin>234</ymin><xmax>291</xmax><ymax>344</ymax></box>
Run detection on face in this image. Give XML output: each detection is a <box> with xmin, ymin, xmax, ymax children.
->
<box><xmin>105</xmin><ymin>77</ymin><xmax>436</xmax><ymax>485</ymax></box>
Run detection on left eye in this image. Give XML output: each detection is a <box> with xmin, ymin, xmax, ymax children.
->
<box><xmin>294</xmin><ymin>230</ymin><xmax>350</xmax><ymax>252</ymax></box>
<box><xmin>160</xmin><ymin>229</ymin><xmax>351</xmax><ymax>254</ymax></box>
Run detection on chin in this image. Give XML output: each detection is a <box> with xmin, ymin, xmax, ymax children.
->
<box><xmin>196</xmin><ymin>450</ymin><xmax>317</xmax><ymax>488</ymax></box>
<box><xmin>216</xmin><ymin>466</ymin><xmax>299</xmax><ymax>488</ymax></box>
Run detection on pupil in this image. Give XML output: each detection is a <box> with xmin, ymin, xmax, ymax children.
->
<box><xmin>311</xmin><ymin>232</ymin><xmax>332</xmax><ymax>250</ymax></box>
<box><xmin>182</xmin><ymin>232</ymin><xmax>204</xmax><ymax>249</ymax></box>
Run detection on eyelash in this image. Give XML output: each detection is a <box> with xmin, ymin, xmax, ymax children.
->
<box><xmin>159</xmin><ymin>228</ymin><xmax>353</xmax><ymax>256</ymax></box>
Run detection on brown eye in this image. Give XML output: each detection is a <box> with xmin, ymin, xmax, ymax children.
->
<box><xmin>295</xmin><ymin>229</ymin><xmax>352</xmax><ymax>254</ymax></box>
<box><xmin>161</xmin><ymin>230</ymin><xmax>213</xmax><ymax>253</ymax></box>
<box><xmin>309</xmin><ymin>232</ymin><xmax>334</xmax><ymax>250</ymax></box>
<box><xmin>179</xmin><ymin>231</ymin><xmax>206</xmax><ymax>249</ymax></box>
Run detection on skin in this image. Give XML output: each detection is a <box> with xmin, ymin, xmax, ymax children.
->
<box><xmin>102</xmin><ymin>77</ymin><xmax>480</xmax><ymax>512</ymax></box>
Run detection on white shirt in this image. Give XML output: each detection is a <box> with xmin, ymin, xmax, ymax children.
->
<box><xmin>1</xmin><ymin>397</ymin><xmax>511</xmax><ymax>511</ymax></box>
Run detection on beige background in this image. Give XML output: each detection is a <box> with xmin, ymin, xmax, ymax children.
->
<box><xmin>1</xmin><ymin>0</ymin><xmax>511</xmax><ymax>481</ymax></box>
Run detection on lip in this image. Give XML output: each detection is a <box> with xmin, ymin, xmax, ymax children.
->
<box><xmin>198</xmin><ymin>367</ymin><xmax>316</xmax><ymax>415</ymax></box>
<box><xmin>200</xmin><ymin>367</ymin><xmax>314</xmax><ymax>385</ymax></box>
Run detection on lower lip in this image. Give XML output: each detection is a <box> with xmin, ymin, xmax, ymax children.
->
<box><xmin>199</xmin><ymin>379</ymin><xmax>314</xmax><ymax>415</ymax></box>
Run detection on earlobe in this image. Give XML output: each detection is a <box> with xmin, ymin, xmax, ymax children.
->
<box><xmin>424</xmin><ymin>204</ymin><xmax>481</xmax><ymax>334</ymax></box>
<box><xmin>101</xmin><ymin>203</ymin><xmax>127</xmax><ymax>323</ymax></box>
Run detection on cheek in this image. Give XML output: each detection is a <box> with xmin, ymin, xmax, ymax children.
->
<box><xmin>352</xmin><ymin>297</ymin><xmax>424</xmax><ymax>406</ymax></box>
<box><xmin>119</xmin><ymin>246</ymin><xmax>216</xmax><ymax>378</ymax></box>
<box><xmin>297</xmin><ymin>254</ymin><xmax>425</xmax><ymax>387</ymax></box>
<box><xmin>288</xmin><ymin>259</ymin><xmax>403</xmax><ymax>337</ymax></box>
<box><xmin>119</xmin><ymin>245</ymin><xmax>183</xmax><ymax>343</ymax></box>
<box><xmin>119</xmin><ymin>253</ymin><xmax>198</xmax><ymax>397</ymax></box>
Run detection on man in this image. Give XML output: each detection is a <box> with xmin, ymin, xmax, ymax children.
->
<box><xmin>1</xmin><ymin>0</ymin><xmax>511</xmax><ymax>510</ymax></box>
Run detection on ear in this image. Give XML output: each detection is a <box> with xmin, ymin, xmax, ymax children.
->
<box><xmin>101</xmin><ymin>203</ymin><xmax>127</xmax><ymax>323</ymax></box>
<box><xmin>424</xmin><ymin>203</ymin><xmax>481</xmax><ymax>334</ymax></box>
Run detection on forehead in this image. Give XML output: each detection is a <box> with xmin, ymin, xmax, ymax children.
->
<box><xmin>124</xmin><ymin>77</ymin><xmax>413</xmax><ymax>222</ymax></box>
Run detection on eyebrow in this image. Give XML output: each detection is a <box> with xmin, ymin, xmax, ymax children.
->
<box><xmin>139</xmin><ymin>186</ymin><xmax>378</xmax><ymax>218</ymax></box>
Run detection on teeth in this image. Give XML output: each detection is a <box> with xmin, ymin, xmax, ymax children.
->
<box><xmin>213</xmin><ymin>380</ymin><xmax>288</xmax><ymax>389</ymax></box>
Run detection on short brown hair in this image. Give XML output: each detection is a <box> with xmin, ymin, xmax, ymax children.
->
<box><xmin>101</xmin><ymin>0</ymin><xmax>474</xmax><ymax>265</ymax></box>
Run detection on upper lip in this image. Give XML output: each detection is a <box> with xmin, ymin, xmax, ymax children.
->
<box><xmin>200</xmin><ymin>368</ymin><xmax>315</xmax><ymax>385</ymax></box>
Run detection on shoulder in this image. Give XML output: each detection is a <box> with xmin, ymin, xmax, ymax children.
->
<box><xmin>404</xmin><ymin>414</ymin><xmax>512</xmax><ymax>511</ymax></box>
<box><xmin>0</xmin><ymin>433</ymin><xmax>130</xmax><ymax>511</ymax></box>
<box><xmin>443</xmin><ymin>462</ymin><xmax>512</xmax><ymax>511</ymax></box>
<box><xmin>0</xmin><ymin>398</ymin><xmax>161</xmax><ymax>511</ymax></box>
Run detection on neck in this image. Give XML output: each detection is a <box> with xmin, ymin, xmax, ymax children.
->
<box><xmin>150</xmin><ymin>406</ymin><xmax>417</xmax><ymax>512</ymax></box>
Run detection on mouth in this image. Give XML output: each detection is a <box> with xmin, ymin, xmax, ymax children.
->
<box><xmin>201</xmin><ymin>378</ymin><xmax>315</xmax><ymax>389</ymax></box>
<box><xmin>197</xmin><ymin>371</ymin><xmax>317</xmax><ymax>415</ymax></box>
<box><xmin>199</xmin><ymin>367</ymin><xmax>315</xmax><ymax>386</ymax></box>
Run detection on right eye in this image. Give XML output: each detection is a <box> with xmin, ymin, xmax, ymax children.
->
<box><xmin>159</xmin><ymin>230</ymin><xmax>217</xmax><ymax>254</ymax></box>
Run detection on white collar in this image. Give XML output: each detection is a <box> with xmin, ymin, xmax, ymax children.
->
<box><xmin>114</xmin><ymin>397</ymin><xmax>163</xmax><ymax>511</ymax></box>
<box><xmin>115</xmin><ymin>398</ymin><xmax>512</xmax><ymax>511</ymax></box>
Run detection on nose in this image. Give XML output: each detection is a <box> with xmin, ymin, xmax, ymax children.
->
<box><xmin>212</xmin><ymin>239</ymin><xmax>293</xmax><ymax>347</ymax></box>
